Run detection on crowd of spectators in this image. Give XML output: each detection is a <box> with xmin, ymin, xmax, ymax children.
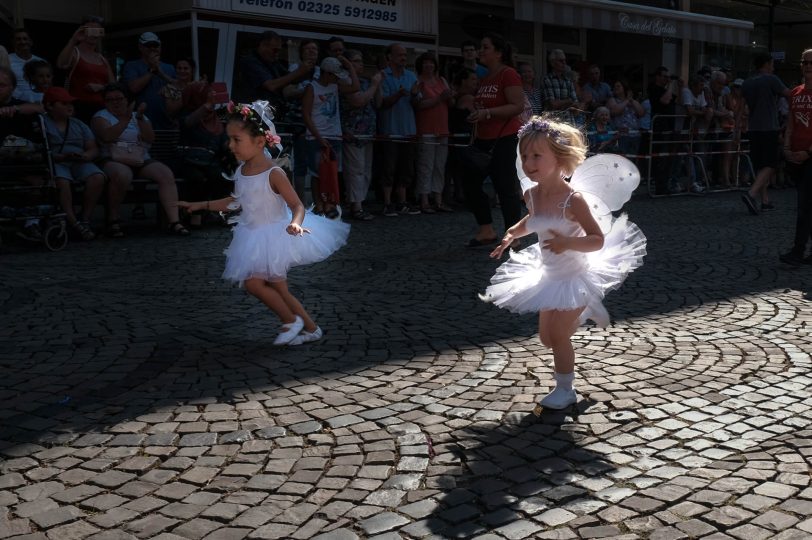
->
<box><xmin>0</xmin><ymin>17</ymin><xmax>794</xmax><ymax>247</ymax></box>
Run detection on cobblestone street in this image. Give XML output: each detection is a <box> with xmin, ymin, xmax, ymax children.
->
<box><xmin>1</xmin><ymin>189</ymin><xmax>811</xmax><ymax>540</ymax></box>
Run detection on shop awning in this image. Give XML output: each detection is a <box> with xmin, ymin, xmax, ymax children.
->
<box><xmin>514</xmin><ymin>0</ymin><xmax>754</xmax><ymax>46</ymax></box>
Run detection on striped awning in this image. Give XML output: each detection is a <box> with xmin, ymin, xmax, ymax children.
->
<box><xmin>514</xmin><ymin>0</ymin><xmax>754</xmax><ymax>46</ymax></box>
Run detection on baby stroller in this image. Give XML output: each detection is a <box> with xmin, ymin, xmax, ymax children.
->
<box><xmin>0</xmin><ymin>113</ymin><xmax>67</xmax><ymax>251</ymax></box>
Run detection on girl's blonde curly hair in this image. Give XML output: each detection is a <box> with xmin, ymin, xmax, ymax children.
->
<box><xmin>518</xmin><ymin>115</ymin><xmax>587</xmax><ymax>177</ymax></box>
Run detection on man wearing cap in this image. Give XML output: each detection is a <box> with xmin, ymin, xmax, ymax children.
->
<box><xmin>741</xmin><ymin>52</ymin><xmax>792</xmax><ymax>215</ymax></box>
<box><xmin>238</xmin><ymin>30</ymin><xmax>312</xmax><ymax>115</ymax></box>
<box><xmin>121</xmin><ymin>32</ymin><xmax>177</xmax><ymax>130</ymax></box>
<box><xmin>301</xmin><ymin>56</ymin><xmax>358</xmax><ymax>218</ymax></box>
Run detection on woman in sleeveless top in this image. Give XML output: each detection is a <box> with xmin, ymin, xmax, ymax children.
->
<box><xmin>56</xmin><ymin>16</ymin><xmax>115</xmax><ymax>123</ymax></box>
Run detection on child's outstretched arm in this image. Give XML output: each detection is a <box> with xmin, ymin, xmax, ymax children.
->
<box><xmin>543</xmin><ymin>193</ymin><xmax>604</xmax><ymax>254</ymax></box>
<box><xmin>490</xmin><ymin>215</ymin><xmax>531</xmax><ymax>258</ymax></box>
<box><xmin>178</xmin><ymin>196</ymin><xmax>235</xmax><ymax>213</ymax></box>
<box><xmin>269</xmin><ymin>168</ymin><xmax>309</xmax><ymax>236</ymax></box>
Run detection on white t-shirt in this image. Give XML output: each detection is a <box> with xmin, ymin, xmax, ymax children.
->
<box><xmin>676</xmin><ymin>87</ymin><xmax>708</xmax><ymax>133</ymax></box>
<box><xmin>305</xmin><ymin>80</ymin><xmax>341</xmax><ymax>140</ymax></box>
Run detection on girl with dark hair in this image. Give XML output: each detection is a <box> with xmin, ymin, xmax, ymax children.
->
<box><xmin>462</xmin><ymin>32</ymin><xmax>524</xmax><ymax>247</ymax></box>
<box><xmin>178</xmin><ymin>101</ymin><xmax>349</xmax><ymax>345</ymax></box>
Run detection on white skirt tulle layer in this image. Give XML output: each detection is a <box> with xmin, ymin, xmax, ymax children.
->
<box><xmin>223</xmin><ymin>213</ymin><xmax>350</xmax><ymax>284</ymax></box>
<box><xmin>482</xmin><ymin>214</ymin><xmax>646</xmax><ymax>326</ymax></box>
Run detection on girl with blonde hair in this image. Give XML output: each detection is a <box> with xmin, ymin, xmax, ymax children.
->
<box><xmin>481</xmin><ymin>115</ymin><xmax>647</xmax><ymax>409</ymax></box>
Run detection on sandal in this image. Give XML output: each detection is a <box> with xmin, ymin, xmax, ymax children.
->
<box><xmin>72</xmin><ymin>221</ymin><xmax>96</xmax><ymax>241</ymax></box>
<box><xmin>167</xmin><ymin>222</ymin><xmax>191</xmax><ymax>236</ymax></box>
<box><xmin>420</xmin><ymin>206</ymin><xmax>436</xmax><ymax>214</ymax></box>
<box><xmin>106</xmin><ymin>220</ymin><xmax>125</xmax><ymax>238</ymax></box>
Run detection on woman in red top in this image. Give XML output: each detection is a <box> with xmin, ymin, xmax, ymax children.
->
<box><xmin>463</xmin><ymin>32</ymin><xmax>525</xmax><ymax>247</ymax></box>
<box><xmin>56</xmin><ymin>16</ymin><xmax>115</xmax><ymax>123</ymax></box>
<box><xmin>780</xmin><ymin>48</ymin><xmax>812</xmax><ymax>266</ymax></box>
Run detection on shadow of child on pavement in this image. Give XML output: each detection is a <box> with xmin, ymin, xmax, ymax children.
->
<box><xmin>421</xmin><ymin>400</ymin><xmax>622</xmax><ymax>538</ymax></box>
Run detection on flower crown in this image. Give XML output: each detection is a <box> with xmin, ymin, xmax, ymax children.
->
<box><xmin>518</xmin><ymin>118</ymin><xmax>568</xmax><ymax>146</ymax></box>
<box><xmin>225</xmin><ymin>100</ymin><xmax>282</xmax><ymax>147</ymax></box>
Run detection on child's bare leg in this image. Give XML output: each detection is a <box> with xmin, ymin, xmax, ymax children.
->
<box><xmin>56</xmin><ymin>179</ymin><xmax>78</xmax><ymax>224</ymax></box>
<box><xmin>539</xmin><ymin>308</ymin><xmax>583</xmax><ymax>373</ymax></box>
<box><xmin>538</xmin><ymin>308</ymin><xmax>584</xmax><ymax>409</ymax></box>
<box><xmin>269</xmin><ymin>280</ymin><xmax>317</xmax><ymax>331</ymax></box>
<box><xmin>244</xmin><ymin>277</ymin><xmax>296</xmax><ymax>323</ymax></box>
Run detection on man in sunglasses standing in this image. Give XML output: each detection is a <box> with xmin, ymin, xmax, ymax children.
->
<box><xmin>779</xmin><ymin>49</ymin><xmax>812</xmax><ymax>266</ymax></box>
<box><xmin>741</xmin><ymin>52</ymin><xmax>791</xmax><ymax>215</ymax></box>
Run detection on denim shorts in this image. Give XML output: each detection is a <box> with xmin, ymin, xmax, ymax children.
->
<box><xmin>53</xmin><ymin>161</ymin><xmax>105</xmax><ymax>183</ymax></box>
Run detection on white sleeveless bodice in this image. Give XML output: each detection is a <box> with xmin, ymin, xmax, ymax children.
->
<box><xmin>233</xmin><ymin>165</ymin><xmax>289</xmax><ymax>227</ymax></box>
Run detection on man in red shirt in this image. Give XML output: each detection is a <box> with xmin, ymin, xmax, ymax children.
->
<box><xmin>780</xmin><ymin>48</ymin><xmax>812</xmax><ymax>266</ymax></box>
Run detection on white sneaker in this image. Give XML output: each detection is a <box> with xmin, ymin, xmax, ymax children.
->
<box><xmin>540</xmin><ymin>387</ymin><xmax>578</xmax><ymax>410</ymax></box>
<box><xmin>690</xmin><ymin>182</ymin><xmax>706</xmax><ymax>193</ymax></box>
<box><xmin>273</xmin><ymin>316</ymin><xmax>304</xmax><ymax>345</ymax></box>
<box><xmin>288</xmin><ymin>326</ymin><xmax>323</xmax><ymax>346</ymax></box>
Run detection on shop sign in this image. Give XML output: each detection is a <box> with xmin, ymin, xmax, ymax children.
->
<box><xmin>231</xmin><ymin>0</ymin><xmax>403</xmax><ymax>30</ymax></box>
<box><xmin>617</xmin><ymin>12</ymin><xmax>677</xmax><ymax>38</ymax></box>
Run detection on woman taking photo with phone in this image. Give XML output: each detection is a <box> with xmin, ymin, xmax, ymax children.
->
<box><xmin>57</xmin><ymin>15</ymin><xmax>115</xmax><ymax>123</ymax></box>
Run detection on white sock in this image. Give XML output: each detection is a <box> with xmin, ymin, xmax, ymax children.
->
<box><xmin>554</xmin><ymin>372</ymin><xmax>575</xmax><ymax>391</ymax></box>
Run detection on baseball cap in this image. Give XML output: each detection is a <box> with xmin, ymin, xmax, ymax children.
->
<box><xmin>43</xmin><ymin>87</ymin><xmax>77</xmax><ymax>104</ymax></box>
<box><xmin>320</xmin><ymin>57</ymin><xmax>350</xmax><ymax>83</ymax></box>
<box><xmin>732</xmin><ymin>78</ymin><xmax>744</xmax><ymax>86</ymax></box>
<box><xmin>139</xmin><ymin>32</ymin><xmax>161</xmax><ymax>46</ymax></box>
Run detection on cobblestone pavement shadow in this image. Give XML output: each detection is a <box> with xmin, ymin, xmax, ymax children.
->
<box><xmin>1</xmin><ymin>190</ymin><xmax>811</xmax><ymax>539</ymax></box>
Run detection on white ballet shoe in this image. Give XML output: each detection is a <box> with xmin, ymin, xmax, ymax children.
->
<box><xmin>540</xmin><ymin>387</ymin><xmax>579</xmax><ymax>410</ymax></box>
<box><xmin>273</xmin><ymin>316</ymin><xmax>304</xmax><ymax>345</ymax></box>
<box><xmin>288</xmin><ymin>326</ymin><xmax>323</xmax><ymax>346</ymax></box>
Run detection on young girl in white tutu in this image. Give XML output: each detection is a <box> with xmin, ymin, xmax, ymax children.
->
<box><xmin>179</xmin><ymin>101</ymin><xmax>349</xmax><ymax>345</ymax></box>
<box><xmin>482</xmin><ymin>116</ymin><xmax>646</xmax><ymax>409</ymax></box>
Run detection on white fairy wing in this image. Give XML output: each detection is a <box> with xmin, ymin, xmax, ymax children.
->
<box><xmin>569</xmin><ymin>154</ymin><xmax>640</xmax><ymax>233</ymax></box>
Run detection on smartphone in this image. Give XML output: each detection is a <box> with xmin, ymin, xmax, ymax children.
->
<box><xmin>85</xmin><ymin>27</ymin><xmax>105</xmax><ymax>38</ymax></box>
<box><xmin>211</xmin><ymin>82</ymin><xmax>229</xmax><ymax>104</ymax></box>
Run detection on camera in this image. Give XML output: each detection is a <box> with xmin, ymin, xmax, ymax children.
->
<box><xmin>85</xmin><ymin>27</ymin><xmax>105</xmax><ymax>38</ymax></box>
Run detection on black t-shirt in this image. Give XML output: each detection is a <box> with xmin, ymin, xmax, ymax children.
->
<box><xmin>237</xmin><ymin>51</ymin><xmax>288</xmax><ymax>116</ymax></box>
<box><xmin>647</xmin><ymin>83</ymin><xmax>676</xmax><ymax>132</ymax></box>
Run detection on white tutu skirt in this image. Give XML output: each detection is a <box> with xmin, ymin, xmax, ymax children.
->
<box><xmin>483</xmin><ymin>214</ymin><xmax>646</xmax><ymax>326</ymax></box>
<box><xmin>223</xmin><ymin>212</ymin><xmax>350</xmax><ymax>284</ymax></box>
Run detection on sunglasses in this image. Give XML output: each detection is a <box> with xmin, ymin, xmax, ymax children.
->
<box><xmin>801</xmin><ymin>60</ymin><xmax>812</xmax><ymax>66</ymax></box>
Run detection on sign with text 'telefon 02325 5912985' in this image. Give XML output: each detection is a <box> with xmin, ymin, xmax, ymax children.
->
<box><xmin>231</xmin><ymin>0</ymin><xmax>404</xmax><ymax>30</ymax></box>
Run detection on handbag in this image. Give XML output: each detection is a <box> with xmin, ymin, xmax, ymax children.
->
<box><xmin>318</xmin><ymin>146</ymin><xmax>340</xmax><ymax>205</ymax></box>
<box><xmin>458</xmin><ymin>119</ymin><xmax>511</xmax><ymax>176</ymax></box>
<box><xmin>110</xmin><ymin>141</ymin><xmax>145</xmax><ymax>168</ymax></box>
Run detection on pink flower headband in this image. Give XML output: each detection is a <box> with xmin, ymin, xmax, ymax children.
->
<box><xmin>225</xmin><ymin>101</ymin><xmax>282</xmax><ymax>147</ymax></box>
<box><xmin>518</xmin><ymin>118</ymin><xmax>567</xmax><ymax>145</ymax></box>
